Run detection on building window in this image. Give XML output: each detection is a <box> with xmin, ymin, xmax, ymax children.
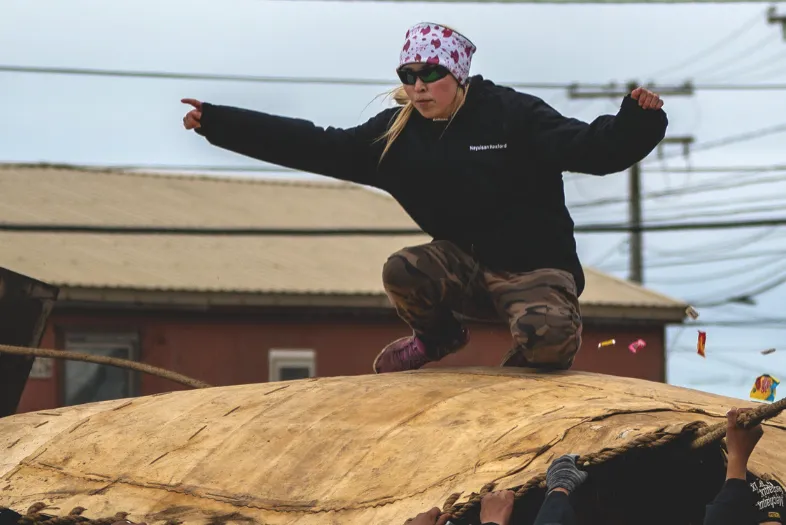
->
<box><xmin>63</xmin><ymin>332</ymin><xmax>139</xmax><ymax>406</ymax></box>
<box><xmin>268</xmin><ymin>349</ymin><xmax>316</xmax><ymax>382</ymax></box>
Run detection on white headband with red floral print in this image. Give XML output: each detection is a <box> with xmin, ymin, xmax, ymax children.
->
<box><xmin>399</xmin><ymin>23</ymin><xmax>477</xmax><ymax>85</ymax></box>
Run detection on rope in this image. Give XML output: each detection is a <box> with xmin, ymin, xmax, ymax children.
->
<box><xmin>442</xmin><ymin>492</ymin><xmax>463</xmax><ymax>512</ymax></box>
<box><xmin>446</xmin><ymin>425</ymin><xmax>695</xmax><ymax>519</ymax></box>
<box><xmin>690</xmin><ymin>396</ymin><xmax>786</xmax><ymax>450</ymax></box>
<box><xmin>446</xmin><ymin>396</ymin><xmax>786</xmax><ymax>520</ymax></box>
<box><xmin>0</xmin><ymin>344</ymin><xmax>212</xmax><ymax>389</ymax></box>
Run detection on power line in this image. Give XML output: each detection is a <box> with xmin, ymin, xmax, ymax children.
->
<box><xmin>0</xmin><ymin>64</ymin><xmax>574</xmax><ymax>91</ymax></box>
<box><xmin>671</xmin><ymin>344</ymin><xmax>783</xmax><ymax>353</ymax></box>
<box><xmin>573</xmin><ymin>195</ymin><xmax>786</xmax><ymax>221</ymax></box>
<box><xmin>691</xmin><ymin>83</ymin><xmax>786</xmax><ymax>91</ymax></box>
<box><xmin>689</xmin><ymin>268</ymin><xmax>786</xmax><ymax>307</ymax></box>
<box><xmin>744</xmin><ymin>61</ymin><xmax>786</xmax><ymax>83</ymax></box>
<box><xmin>641</xmin><ymin>122</ymin><xmax>786</xmax><ymax>164</ymax></box>
<box><xmin>570</xmin><ymin>172</ymin><xmax>786</xmax><ymax>210</ymax></box>
<box><xmin>642</xmin><ymin>194</ymin><xmax>786</xmax><ymax>216</ymax></box>
<box><xmin>586</xmin><ymin>239</ymin><xmax>628</xmax><ymax>266</ymax></box>
<box><xmin>4</xmin><ymin>64</ymin><xmax>786</xmax><ymax>92</ymax></box>
<box><xmin>646</xmin><ymin>255</ymin><xmax>783</xmax><ymax>285</ymax></box>
<box><xmin>2</xmin><ymin>217</ymin><xmax>786</xmax><ymax>236</ymax></box>
<box><xmin>675</xmin><ymin>320</ymin><xmax>786</xmax><ymax>327</ymax></box>
<box><xmin>638</xmin><ymin>202</ymin><xmax>786</xmax><ymax>223</ymax></box>
<box><xmin>701</xmin><ymin>45</ymin><xmax>786</xmax><ymax>83</ymax></box>
<box><xmin>644</xmin><ymin>9</ymin><xmax>767</xmax><ymax>79</ymax></box>
<box><xmin>689</xmin><ymin>32</ymin><xmax>782</xmax><ymax>81</ymax></box>
<box><xmin>599</xmin><ymin>249</ymin><xmax>786</xmax><ymax>271</ymax></box>
<box><xmin>568</xmin><ymin>85</ymin><xmax>697</xmax><ymax>284</ymax></box>
<box><xmin>642</xmin><ymin>164</ymin><xmax>786</xmax><ymax>173</ymax></box>
<box><xmin>645</xmin><ymin>227</ymin><xmax>784</xmax><ymax>257</ymax></box>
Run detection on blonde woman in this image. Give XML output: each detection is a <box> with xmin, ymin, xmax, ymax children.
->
<box><xmin>182</xmin><ymin>22</ymin><xmax>667</xmax><ymax>375</ymax></box>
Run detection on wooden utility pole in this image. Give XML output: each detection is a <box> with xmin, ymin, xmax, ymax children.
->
<box><xmin>768</xmin><ymin>6</ymin><xmax>786</xmax><ymax>39</ymax></box>
<box><xmin>567</xmin><ymin>81</ymin><xmax>695</xmax><ymax>284</ymax></box>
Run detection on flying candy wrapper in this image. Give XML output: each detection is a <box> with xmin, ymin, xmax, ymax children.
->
<box><xmin>761</xmin><ymin>348</ymin><xmax>776</xmax><ymax>355</ymax></box>
<box><xmin>750</xmin><ymin>374</ymin><xmax>780</xmax><ymax>403</ymax></box>
<box><xmin>685</xmin><ymin>306</ymin><xmax>699</xmax><ymax>320</ymax></box>
<box><xmin>628</xmin><ymin>339</ymin><xmax>646</xmax><ymax>354</ymax></box>
<box><xmin>697</xmin><ymin>331</ymin><xmax>707</xmax><ymax>358</ymax></box>
<box><xmin>598</xmin><ymin>339</ymin><xmax>616</xmax><ymax>348</ymax></box>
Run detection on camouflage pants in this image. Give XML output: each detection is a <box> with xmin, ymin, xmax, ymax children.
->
<box><xmin>382</xmin><ymin>240</ymin><xmax>583</xmax><ymax>369</ymax></box>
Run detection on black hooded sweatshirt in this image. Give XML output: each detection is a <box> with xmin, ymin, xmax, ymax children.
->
<box><xmin>705</xmin><ymin>475</ymin><xmax>785</xmax><ymax>525</ymax></box>
<box><xmin>196</xmin><ymin>75</ymin><xmax>668</xmax><ymax>297</ymax></box>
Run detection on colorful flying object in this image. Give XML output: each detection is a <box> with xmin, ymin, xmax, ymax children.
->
<box><xmin>598</xmin><ymin>339</ymin><xmax>616</xmax><ymax>348</ymax></box>
<box><xmin>750</xmin><ymin>374</ymin><xmax>780</xmax><ymax>402</ymax></box>
<box><xmin>697</xmin><ymin>331</ymin><xmax>707</xmax><ymax>358</ymax></box>
<box><xmin>628</xmin><ymin>339</ymin><xmax>646</xmax><ymax>354</ymax></box>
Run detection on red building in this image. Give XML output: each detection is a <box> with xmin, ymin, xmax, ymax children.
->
<box><xmin>0</xmin><ymin>165</ymin><xmax>688</xmax><ymax>413</ymax></box>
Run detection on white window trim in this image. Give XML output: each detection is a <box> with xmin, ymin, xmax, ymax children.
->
<box><xmin>268</xmin><ymin>349</ymin><xmax>316</xmax><ymax>382</ymax></box>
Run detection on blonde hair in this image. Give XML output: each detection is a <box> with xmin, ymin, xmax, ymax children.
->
<box><xmin>375</xmin><ymin>23</ymin><xmax>471</xmax><ymax>162</ymax></box>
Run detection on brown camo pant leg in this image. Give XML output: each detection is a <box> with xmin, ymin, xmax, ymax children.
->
<box><xmin>382</xmin><ymin>240</ymin><xmax>482</xmax><ymax>355</ymax></box>
<box><xmin>487</xmin><ymin>268</ymin><xmax>583</xmax><ymax>370</ymax></box>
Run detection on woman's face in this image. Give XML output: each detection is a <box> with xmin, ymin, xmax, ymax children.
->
<box><xmin>400</xmin><ymin>63</ymin><xmax>460</xmax><ymax>119</ymax></box>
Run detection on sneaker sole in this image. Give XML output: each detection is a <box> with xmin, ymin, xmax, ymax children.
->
<box><xmin>373</xmin><ymin>335</ymin><xmax>472</xmax><ymax>374</ymax></box>
<box><xmin>372</xmin><ymin>336</ymin><xmax>411</xmax><ymax>374</ymax></box>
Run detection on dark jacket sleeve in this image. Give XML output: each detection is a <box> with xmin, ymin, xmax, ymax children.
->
<box><xmin>523</xmin><ymin>94</ymin><xmax>668</xmax><ymax>175</ymax></box>
<box><xmin>704</xmin><ymin>478</ymin><xmax>756</xmax><ymax>525</ymax></box>
<box><xmin>0</xmin><ymin>508</ymin><xmax>22</xmax><ymax>525</ymax></box>
<box><xmin>533</xmin><ymin>491</ymin><xmax>577</xmax><ymax>525</ymax></box>
<box><xmin>195</xmin><ymin>103</ymin><xmax>395</xmax><ymax>186</ymax></box>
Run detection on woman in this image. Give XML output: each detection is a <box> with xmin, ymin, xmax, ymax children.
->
<box><xmin>182</xmin><ymin>22</ymin><xmax>668</xmax><ymax>375</ymax></box>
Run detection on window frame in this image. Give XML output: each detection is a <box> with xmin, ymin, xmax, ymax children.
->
<box><xmin>268</xmin><ymin>349</ymin><xmax>316</xmax><ymax>382</ymax></box>
<box><xmin>60</xmin><ymin>331</ymin><xmax>141</xmax><ymax>406</ymax></box>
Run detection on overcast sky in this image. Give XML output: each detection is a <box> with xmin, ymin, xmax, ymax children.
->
<box><xmin>1</xmin><ymin>0</ymin><xmax>784</xmax><ymax>402</ymax></box>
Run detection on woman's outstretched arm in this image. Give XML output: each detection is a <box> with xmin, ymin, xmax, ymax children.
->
<box><xmin>182</xmin><ymin>98</ymin><xmax>395</xmax><ymax>186</ymax></box>
<box><xmin>513</xmin><ymin>88</ymin><xmax>667</xmax><ymax>176</ymax></box>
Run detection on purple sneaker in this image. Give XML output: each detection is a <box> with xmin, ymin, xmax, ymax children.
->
<box><xmin>372</xmin><ymin>328</ymin><xmax>469</xmax><ymax>374</ymax></box>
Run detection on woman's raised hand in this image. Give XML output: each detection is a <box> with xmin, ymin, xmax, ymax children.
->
<box><xmin>181</xmin><ymin>98</ymin><xmax>203</xmax><ymax>130</ymax></box>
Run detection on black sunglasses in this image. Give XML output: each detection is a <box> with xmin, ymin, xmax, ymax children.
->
<box><xmin>396</xmin><ymin>65</ymin><xmax>451</xmax><ymax>85</ymax></box>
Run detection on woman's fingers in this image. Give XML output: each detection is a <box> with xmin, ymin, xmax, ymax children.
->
<box><xmin>183</xmin><ymin>110</ymin><xmax>202</xmax><ymax>129</ymax></box>
<box><xmin>181</xmin><ymin>98</ymin><xmax>202</xmax><ymax>109</ymax></box>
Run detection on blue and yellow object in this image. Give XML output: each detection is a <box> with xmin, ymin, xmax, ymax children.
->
<box><xmin>750</xmin><ymin>374</ymin><xmax>780</xmax><ymax>403</ymax></box>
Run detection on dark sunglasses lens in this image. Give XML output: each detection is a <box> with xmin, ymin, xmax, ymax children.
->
<box><xmin>420</xmin><ymin>67</ymin><xmax>447</xmax><ymax>83</ymax></box>
<box><xmin>397</xmin><ymin>69</ymin><xmax>416</xmax><ymax>85</ymax></box>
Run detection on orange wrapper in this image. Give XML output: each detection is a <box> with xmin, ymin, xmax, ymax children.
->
<box><xmin>697</xmin><ymin>330</ymin><xmax>707</xmax><ymax>357</ymax></box>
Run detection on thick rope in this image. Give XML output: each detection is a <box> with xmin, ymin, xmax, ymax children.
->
<box><xmin>442</xmin><ymin>492</ymin><xmax>463</xmax><ymax>512</ymax></box>
<box><xmin>690</xmin><ymin>396</ymin><xmax>786</xmax><ymax>450</ymax></box>
<box><xmin>447</xmin><ymin>397</ymin><xmax>786</xmax><ymax>520</ymax></box>
<box><xmin>0</xmin><ymin>344</ymin><xmax>211</xmax><ymax>389</ymax></box>
<box><xmin>446</xmin><ymin>424</ymin><xmax>694</xmax><ymax>519</ymax></box>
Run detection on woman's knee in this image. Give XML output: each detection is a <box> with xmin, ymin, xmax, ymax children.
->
<box><xmin>382</xmin><ymin>242</ymin><xmax>455</xmax><ymax>289</ymax></box>
<box><xmin>382</xmin><ymin>247</ymin><xmax>423</xmax><ymax>291</ymax></box>
<box><xmin>510</xmin><ymin>304</ymin><xmax>582</xmax><ymax>368</ymax></box>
